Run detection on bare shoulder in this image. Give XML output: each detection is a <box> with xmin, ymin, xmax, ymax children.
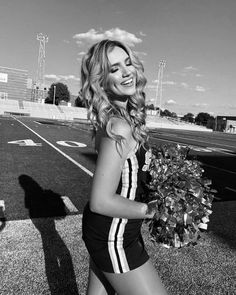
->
<box><xmin>107</xmin><ymin>117</ymin><xmax>137</xmax><ymax>157</ymax></box>
<box><xmin>108</xmin><ymin>117</ymin><xmax>132</xmax><ymax>140</ymax></box>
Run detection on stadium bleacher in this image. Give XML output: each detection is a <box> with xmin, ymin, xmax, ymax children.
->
<box><xmin>0</xmin><ymin>99</ymin><xmax>87</xmax><ymax>121</ymax></box>
<box><xmin>0</xmin><ymin>99</ymin><xmax>30</xmax><ymax>116</ymax></box>
<box><xmin>146</xmin><ymin>114</ymin><xmax>211</xmax><ymax>131</ymax></box>
<box><xmin>0</xmin><ymin>99</ymin><xmax>211</xmax><ymax>131</ymax></box>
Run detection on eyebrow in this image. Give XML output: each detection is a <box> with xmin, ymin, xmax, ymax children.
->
<box><xmin>110</xmin><ymin>56</ymin><xmax>131</xmax><ymax>67</ymax></box>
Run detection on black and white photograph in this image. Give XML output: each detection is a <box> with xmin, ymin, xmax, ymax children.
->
<box><xmin>0</xmin><ymin>0</ymin><xmax>235</xmax><ymax>294</ymax></box>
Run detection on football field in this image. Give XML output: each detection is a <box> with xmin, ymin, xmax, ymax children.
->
<box><xmin>0</xmin><ymin>115</ymin><xmax>235</xmax><ymax>295</ymax></box>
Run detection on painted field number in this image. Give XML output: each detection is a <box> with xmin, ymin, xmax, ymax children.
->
<box><xmin>8</xmin><ymin>139</ymin><xmax>42</xmax><ymax>146</ymax></box>
<box><xmin>8</xmin><ymin>139</ymin><xmax>87</xmax><ymax>148</ymax></box>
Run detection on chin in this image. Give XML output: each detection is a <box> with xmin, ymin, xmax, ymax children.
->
<box><xmin>109</xmin><ymin>89</ymin><xmax>135</xmax><ymax>99</ymax></box>
<box><xmin>120</xmin><ymin>88</ymin><xmax>136</xmax><ymax>97</ymax></box>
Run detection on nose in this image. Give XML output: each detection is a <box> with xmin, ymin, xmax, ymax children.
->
<box><xmin>121</xmin><ymin>66</ymin><xmax>131</xmax><ymax>77</ymax></box>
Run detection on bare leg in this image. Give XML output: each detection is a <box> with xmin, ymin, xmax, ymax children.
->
<box><xmin>86</xmin><ymin>258</ymin><xmax>116</xmax><ymax>295</ymax></box>
<box><xmin>103</xmin><ymin>260</ymin><xmax>168</xmax><ymax>295</ymax></box>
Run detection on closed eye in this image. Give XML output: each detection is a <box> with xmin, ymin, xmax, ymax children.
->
<box><xmin>125</xmin><ymin>58</ymin><xmax>132</xmax><ymax>66</ymax></box>
<box><xmin>110</xmin><ymin>67</ymin><xmax>118</xmax><ymax>73</ymax></box>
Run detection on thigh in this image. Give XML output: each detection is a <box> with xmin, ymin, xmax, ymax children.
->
<box><xmin>103</xmin><ymin>260</ymin><xmax>168</xmax><ymax>295</ymax></box>
<box><xmin>87</xmin><ymin>258</ymin><xmax>116</xmax><ymax>295</ymax></box>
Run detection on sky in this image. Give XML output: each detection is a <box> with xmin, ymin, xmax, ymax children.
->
<box><xmin>0</xmin><ymin>0</ymin><xmax>236</xmax><ymax>116</ymax></box>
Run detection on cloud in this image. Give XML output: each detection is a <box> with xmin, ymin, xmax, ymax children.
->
<box><xmin>146</xmin><ymin>84</ymin><xmax>157</xmax><ymax>90</ymax></box>
<box><xmin>172</xmin><ymin>71</ymin><xmax>186</xmax><ymax>77</ymax></box>
<box><xmin>76</xmin><ymin>52</ymin><xmax>86</xmax><ymax>62</ymax></box>
<box><xmin>73</xmin><ymin>28</ymin><xmax>142</xmax><ymax>47</ymax></box>
<box><xmin>195</xmin><ymin>85</ymin><xmax>206</xmax><ymax>92</ymax></box>
<box><xmin>44</xmin><ymin>74</ymin><xmax>59</xmax><ymax>80</ymax></box>
<box><xmin>174</xmin><ymin>66</ymin><xmax>203</xmax><ymax>78</ymax></box>
<box><xmin>166</xmin><ymin>99</ymin><xmax>177</xmax><ymax>105</ymax></box>
<box><xmin>148</xmin><ymin>80</ymin><xmax>177</xmax><ymax>91</ymax></box>
<box><xmin>45</xmin><ymin>74</ymin><xmax>80</xmax><ymax>82</ymax></box>
<box><xmin>162</xmin><ymin>80</ymin><xmax>177</xmax><ymax>85</ymax></box>
<box><xmin>192</xmin><ymin>103</ymin><xmax>208</xmax><ymax>107</ymax></box>
<box><xmin>184</xmin><ymin>66</ymin><xmax>198</xmax><ymax>71</ymax></box>
<box><xmin>134</xmin><ymin>51</ymin><xmax>147</xmax><ymax>56</ymax></box>
<box><xmin>180</xmin><ymin>82</ymin><xmax>189</xmax><ymax>89</ymax></box>
<box><xmin>139</xmin><ymin>31</ymin><xmax>146</xmax><ymax>36</ymax></box>
<box><xmin>77</xmin><ymin>51</ymin><xmax>86</xmax><ymax>60</ymax></box>
<box><xmin>152</xmin><ymin>80</ymin><xmax>176</xmax><ymax>85</ymax></box>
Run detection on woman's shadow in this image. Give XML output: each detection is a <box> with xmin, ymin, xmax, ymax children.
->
<box><xmin>19</xmin><ymin>174</ymin><xmax>79</xmax><ymax>295</ymax></box>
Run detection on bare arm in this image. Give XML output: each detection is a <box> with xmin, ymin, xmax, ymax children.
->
<box><xmin>89</xmin><ymin>119</ymin><xmax>152</xmax><ymax>219</ymax></box>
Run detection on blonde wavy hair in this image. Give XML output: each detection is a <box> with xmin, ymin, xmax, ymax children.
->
<box><xmin>81</xmin><ymin>39</ymin><xmax>148</xmax><ymax>146</ymax></box>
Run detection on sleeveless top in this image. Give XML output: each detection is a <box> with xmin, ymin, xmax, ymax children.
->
<box><xmin>82</xmin><ymin>144</ymin><xmax>150</xmax><ymax>273</ymax></box>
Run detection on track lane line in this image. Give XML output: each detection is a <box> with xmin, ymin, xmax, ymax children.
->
<box><xmin>151</xmin><ymin>136</ymin><xmax>236</xmax><ymax>156</ymax></box>
<box><xmin>13</xmin><ymin>117</ymin><xmax>93</xmax><ymax>177</ymax></box>
<box><xmin>203</xmin><ymin>163</ymin><xmax>236</xmax><ymax>175</ymax></box>
<box><xmin>151</xmin><ymin>136</ymin><xmax>236</xmax><ymax>175</ymax></box>
<box><xmin>151</xmin><ymin>133</ymin><xmax>236</xmax><ymax>152</ymax></box>
<box><xmin>226</xmin><ymin>187</ymin><xmax>236</xmax><ymax>193</ymax></box>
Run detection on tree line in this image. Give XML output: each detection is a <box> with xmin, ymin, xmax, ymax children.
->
<box><xmin>44</xmin><ymin>82</ymin><xmax>225</xmax><ymax>131</ymax></box>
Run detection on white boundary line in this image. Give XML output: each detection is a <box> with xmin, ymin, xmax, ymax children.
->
<box><xmin>151</xmin><ymin>135</ymin><xmax>236</xmax><ymax>155</ymax></box>
<box><xmin>225</xmin><ymin>186</ymin><xmax>236</xmax><ymax>193</ymax></box>
<box><xmin>152</xmin><ymin>136</ymin><xmax>236</xmax><ymax>156</ymax></box>
<box><xmin>13</xmin><ymin>117</ymin><xmax>93</xmax><ymax>177</ymax></box>
<box><xmin>33</xmin><ymin>120</ymin><xmax>42</xmax><ymax>125</ymax></box>
<box><xmin>62</xmin><ymin>196</ymin><xmax>79</xmax><ymax>212</ymax></box>
<box><xmin>151</xmin><ymin>137</ymin><xmax>236</xmax><ymax>175</ymax></box>
<box><xmin>152</xmin><ymin>130</ymin><xmax>236</xmax><ymax>150</ymax></box>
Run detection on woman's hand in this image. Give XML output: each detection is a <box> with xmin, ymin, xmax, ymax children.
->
<box><xmin>145</xmin><ymin>200</ymin><xmax>158</xmax><ymax>219</ymax></box>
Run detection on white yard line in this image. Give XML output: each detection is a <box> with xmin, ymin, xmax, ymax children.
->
<box><xmin>13</xmin><ymin>117</ymin><xmax>93</xmax><ymax>177</ymax></box>
<box><xmin>61</xmin><ymin>196</ymin><xmax>79</xmax><ymax>213</ymax></box>
<box><xmin>0</xmin><ymin>200</ymin><xmax>5</xmax><ymax>211</ymax></box>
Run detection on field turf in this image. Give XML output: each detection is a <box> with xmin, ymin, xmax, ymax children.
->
<box><xmin>0</xmin><ymin>115</ymin><xmax>235</xmax><ymax>295</ymax></box>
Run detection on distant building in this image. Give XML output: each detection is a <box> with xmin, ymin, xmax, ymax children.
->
<box><xmin>216</xmin><ymin>116</ymin><xmax>236</xmax><ymax>133</ymax></box>
<box><xmin>0</xmin><ymin>66</ymin><xmax>28</xmax><ymax>100</ymax></box>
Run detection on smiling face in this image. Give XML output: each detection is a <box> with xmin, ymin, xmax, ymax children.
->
<box><xmin>105</xmin><ymin>46</ymin><xmax>137</xmax><ymax>101</ymax></box>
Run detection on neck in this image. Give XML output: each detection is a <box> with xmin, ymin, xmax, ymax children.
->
<box><xmin>113</xmin><ymin>99</ymin><xmax>128</xmax><ymax>109</ymax></box>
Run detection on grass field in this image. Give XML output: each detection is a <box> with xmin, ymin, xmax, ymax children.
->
<box><xmin>0</xmin><ymin>115</ymin><xmax>236</xmax><ymax>294</ymax></box>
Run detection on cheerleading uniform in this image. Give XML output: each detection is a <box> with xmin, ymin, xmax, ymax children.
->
<box><xmin>82</xmin><ymin>144</ymin><xmax>149</xmax><ymax>274</ymax></box>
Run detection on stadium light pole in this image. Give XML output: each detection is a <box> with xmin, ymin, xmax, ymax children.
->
<box><xmin>53</xmin><ymin>85</ymin><xmax>56</xmax><ymax>105</ymax></box>
<box><xmin>215</xmin><ymin>116</ymin><xmax>217</xmax><ymax>131</ymax></box>
<box><xmin>36</xmin><ymin>33</ymin><xmax>48</xmax><ymax>102</ymax></box>
<box><xmin>159</xmin><ymin>60</ymin><xmax>166</xmax><ymax>116</ymax></box>
<box><xmin>155</xmin><ymin>60</ymin><xmax>166</xmax><ymax>117</ymax></box>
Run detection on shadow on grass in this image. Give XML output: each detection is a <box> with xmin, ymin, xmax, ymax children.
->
<box><xmin>193</xmin><ymin>154</ymin><xmax>236</xmax><ymax>249</ymax></box>
<box><xmin>19</xmin><ymin>174</ymin><xmax>80</xmax><ymax>295</ymax></box>
<box><xmin>191</xmin><ymin>153</ymin><xmax>236</xmax><ymax>200</ymax></box>
<box><xmin>208</xmin><ymin>200</ymin><xmax>236</xmax><ymax>249</ymax></box>
<box><xmin>80</xmin><ymin>151</ymin><xmax>97</xmax><ymax>165</ymax></box>
<box><xmin>0</xmin><ymin>217</ymin><xmax>6</xmax><ymax>232</ymax></box>
<box><xmin>0</xmin><ymin>203</ymin><xmax>6</xmax><ymax>232</ymax></box>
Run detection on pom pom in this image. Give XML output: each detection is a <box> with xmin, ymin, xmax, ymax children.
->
<box><xmin>142</xmin><ymin>144</ymin><xmax>216</xmax><ymax>248</ymax></box>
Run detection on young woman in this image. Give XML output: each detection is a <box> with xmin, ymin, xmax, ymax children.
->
<box><xmin>81</xmin><ymin>39</ymin><xmax>168</xmax><ymax>295</ymax></box>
